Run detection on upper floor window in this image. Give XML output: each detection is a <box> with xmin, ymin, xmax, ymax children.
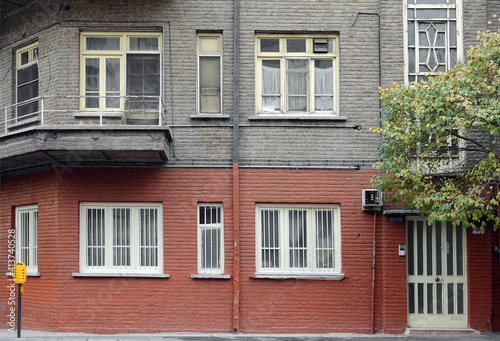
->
<box><xmin>197</xmin><ymin>203</ymin><xmax>224</xmax><ymax>274</ymax></box>
<box><xmin>255</xmin><ymin>35</ymin><xmax>339</xmax><ymax>116</ymax></box>
<box><xmin>16</xmin><ymin>42</ymin><xmax>39</xmax><ymax>120</ymax></box>
<box><xmin>197</xmin><ymin>33</ymin><xmax>223</xmax><ymax>115</ymax></box>
<box><xmin>79</xmin><ymin>203</ymin><xmax>163</xmax><ymax>275</ymax></box>
<box><xmin>255</xmin><ymin>204</ymin><xmax>341</xmax><ymax>276</ymax></box>
<box><xmin>80</xmin><ymin>32</ymin><xmax>162</xmax><ymax>124</ymax></box>
<box><xmin>16</xmin><ymin>205</ymin><xmax>38</xmax><ymax>274</ymax></box>
<box><xmin>405</xmin><ymin>0</ymin><xmax>462</xmax><ymax>83</ymax></box>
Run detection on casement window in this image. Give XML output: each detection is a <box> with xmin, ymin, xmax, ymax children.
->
<box><xmin>79</xmin><ymin>203</ymin><xmax>163</xmax><ymax>274</ymax></box>
<box><xmin>80</xmin><ymin>32</ymin><xmax>162</xmax><ymax>123</ymax></box>
<box><xmin>197</xmin><ymin>33</ymin><xmax>223</xmax><ymax>115</ymax></box>
<box><xmin>16</xmin><ymin>205</ymin><xmax>38</xmax><ymax>274</ymax></box>
<box><xmin>255</xmin><ymin>204</ymin><xmax>341</xmax><ymax>276</ymax></box>
<box><xmin>255</xmin><ymin>35</ymin><xmax>339</xmax><ymax>115</ymax></box>
<box><xmin>16</xmin><ymin>42</ymin><xmax>39</xmax><ymax>119</ymax></box>
<box><xmin>405</xmin><ymin>0</ymin><xmax>462</xmax><ymax>83</ymax></box>
<box><xmin>197</xmin><ymin>203</ymin><xmax>224</xmax><ymax>274</ymax></box>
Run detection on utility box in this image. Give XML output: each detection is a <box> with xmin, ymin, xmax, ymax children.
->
<box><xmin>362</xmin><ymin>189</ymin><xmax>383</xmax><ymax>211</ymax></box>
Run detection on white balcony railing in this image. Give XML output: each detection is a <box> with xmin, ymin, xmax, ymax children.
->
<box><xmin>1</xmin><ymin>95</ymin><xmax>167</xmax><ymax>136</ymax></box>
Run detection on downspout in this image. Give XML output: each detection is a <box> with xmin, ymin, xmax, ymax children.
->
<box><xmin>232</xmin><ymin>0</ymin><xmax>241</xmax><ymax>332</ymax></box>
<box><xmin>371</xmin><ymin>213</ymin><xmax>377</xmax><ymax>334</ymax></box>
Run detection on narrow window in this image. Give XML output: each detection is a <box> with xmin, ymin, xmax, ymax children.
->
<box><xmin>198</xmin><ymin>203</ymin><xmax>224</xmax><ymax>274</ymax></box>
<box><xmin>16</xmin><ymin>205</ymin><xmax>38</xmax><ymax>274</ymax></box>
<box><xmin>16</xmin><ymin>43</ymin><xmax>39</xmax><ymax>120</ymax></box>
<box><xmin>197</xmin><ymin>33</ymin><xmax>223</xmax><ymax>114</ymax></box>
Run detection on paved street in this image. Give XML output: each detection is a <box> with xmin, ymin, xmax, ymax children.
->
<box><xmin>0</xmin><ymin>330</ymin><xmax>500</xmax><ymax>341</ymax></box>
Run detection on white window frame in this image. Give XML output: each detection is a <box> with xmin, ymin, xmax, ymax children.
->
<box><xmin>79</xmin><ymin>203</ymin><xmax>163</xmax><ymax>275</ymax></box>
<box><xmin>197</xmin><ymin>203</ymin><xmax>224</xmax><ymax>275</ymax></box>
<box><xmin>255</xmin><ymin>35</ymin><xmax>339</xmax><ymax>116</ymax></box>
<box><xmin>404</xmin><ymin>0</ymin><xmax>463</xmax><ymax>84</ymax></box>
<box><xmin>255</xmin><ymin>204</ymin><xmax>342</xmax><ymax>278</ymax></box>
<box><xmin>80</xmin><ymin>32</ymin><xmax>163</xmax><ymax>113</ymax></box>
<box><xmin>16</xmin><ymin>205</ymin><xmax>38</xmax><ymax>274</ymax></box>
<box><xmin>197</xmin><ymin>33</ymin><xmax>223</xmax><ymax>115</ymax></box>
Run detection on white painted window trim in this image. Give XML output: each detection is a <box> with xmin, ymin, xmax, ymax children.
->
<box><xmin>403</xmin><ymin>0</ymin><xmax>463</xmax><ymax>85</ymax></box>
<box><xmin>197</xmin><ymin>203</ymin><xmax>225</xmax><ymax>275</ymax></box>
<box><xmin>255</xmin><ymin>204</ymin><xmax>342</xmax><ymax>277</ymax></box>
<box><xmin>255</xmin><ymin>35</ymin><xmax>339</xmax><ymax>116</ymax></box>
<box><xmin>16</xmin><ymin>204</ymin><xmax>38</xmax><ymax>274</ymax></box>
<box><xmin>79</xmin><ymin>203</ymin><xmax>163</xmax><ymax>275</ymax></box>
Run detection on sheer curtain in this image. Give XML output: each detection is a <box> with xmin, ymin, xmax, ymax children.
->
<box><xmin>262</xmin><ymin>60</ymin><xmax>281</xmax><ymax>112</ymax></box>
<box><xmin>287</xmin><ymin>59</ymin><xmax>307</xmax><ymax>112</ymax></box>
<box><xmin>314</xmin><ymin>60</ymin><xmax>333</xmax><ymax>111</ymax></box>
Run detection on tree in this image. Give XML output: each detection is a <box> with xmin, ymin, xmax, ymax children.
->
<box><xmin>372</xmin><ymin>30</ymin><xmax>500</xmax><ymax>230</ymax></box>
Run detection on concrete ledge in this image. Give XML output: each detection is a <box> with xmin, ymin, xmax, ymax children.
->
<box><xmin>406</xmin><ymin>328</ymin><xmax>479</xmax><ymax>335</ymax></box>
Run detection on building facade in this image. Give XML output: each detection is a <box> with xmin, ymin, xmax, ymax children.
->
<box><xmin>0</xmin><ymin>0</ymin><xmax>499</xmax><ymax>334</ymax></box>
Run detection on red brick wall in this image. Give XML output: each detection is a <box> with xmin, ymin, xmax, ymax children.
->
<box><xmin>0</xmin><ymin>167</ymin><xmax>497</xmax><ymax>334</ymax></box>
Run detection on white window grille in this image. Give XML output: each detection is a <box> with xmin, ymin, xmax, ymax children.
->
<box><xmin>405</xmin><ymin>0</ymin><xmax>463</xmax><ymax>83</ymax></box>
<box><xmin>16</xmin><ymin>205</ymin><xmax>38</xmax><ymax>273</ymax></box>
<box><xmin>197</xmin><ymin>203</ymin><xmax>224</xmax><ymax>274</ymax></box>
<box><xmin>256</xmin><ymin>204</ymin><xmax>341</xmax><ymax>274</ymax></box>
<box><xmin>80</xmin><ymin>203</ymin><xmax>163</xmax><ymax>274</ymax></box>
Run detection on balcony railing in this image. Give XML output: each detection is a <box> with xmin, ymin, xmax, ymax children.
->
<box><xmin>1</xmin><ymin>95</ymin><xmax>168</xmax><ymax>136</ymax></box>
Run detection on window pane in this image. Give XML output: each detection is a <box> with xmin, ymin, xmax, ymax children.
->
<box><xmin>113</xmin><ymin>208</ymin><xmax>130</xmax><ymax>267</ymax></box>
<box><xmin>201</xmin><ymin>228</ymin><xmax>221</xmax><ymax>269</ymax></box>
<box><xmin>262</xmin><ymin>60</ymin><xmax>281</xmax><ymax>112</ymax></box>
<box><xmin>106</xmin><ymin>58</ymin><xmax>120</xmax><ymax>108</ymax></box>
<box><xmin>315</xmin><ymin>210</ymin><xmax>334</xmax><ymax>269</ymax></box>
<box><xmin>287</xmin><ymin>60</ymin><xmax>307</xmax><ymax>95</ymax></box>
<box><xmin>261</xmin><ymin>39</ymin><xmax>279</xmax><ymax>52</ymax></box>
<box><xmin>85</xmin><ymin>58</ymin><xmax>99</xmax><ymax>92</ymax></box>
<box><xmin>130</xmin><ymin>37</ymin><xmax>158</xmax><ymax>51</ymax></box>
<box><xmin>86</xmin><ymin>209</ymin><xmax>105</xmax><ymax>267</ymax></box>
<box><xmin>140</xmin><ymin>208</ymin><xmax>158</xmax><ymax>267</ymax></box>
<box><xmin>18</xmin><ymin>64</ymin><xmax>38</xmax><ymax>86</ymax></box>
<box><xmin>21</xmin><ymin>51</ymin><xmax>29</xmax><ymax>65</ymax></box>
<box><xmin>287</xmin><ymin>39</ymin><xmax>306</xmax><ymax>52</ymax></box>
<box><xmin>261</xmin><ymin>210</ymin><xmax>280</xmax><ymax>268</ymax></box>
<box><xmin>126</xmin><ymin>55</ymin><xmax>160</xmax><ymax>111</ymax></box>
<box><xmin>86</xmin><ymin>37</ymin><xmax>120</xmax><ymax>50</ymax></box>
<box><xmin>199</xmin><ymin>56</ymin><xmax>221</xmax><ymax>113</ymax></box>
<box><xmin>314</xmin><ymin>60</ymin><xmax>333</xmax><ymax>111</ymax></box>
<box><xmin>289</xmin><ymin>210</ymin><xmax>307</xmax><ymax>268</ymax></box>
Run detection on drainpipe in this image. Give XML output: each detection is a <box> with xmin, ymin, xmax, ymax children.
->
<box><xmin>232</xmin><ymin>0</ymin><xmax>241</xmax><ymax>332</ymax></box>
<box><xmin>371</xmin><ymin>213</ymin><xmax>377</xmax><ymax>334</ymax></box>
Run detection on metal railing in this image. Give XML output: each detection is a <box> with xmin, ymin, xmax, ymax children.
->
<box><xmin>1</xmin><ymin>95</ymin><xmax>167</xmax><ymax>136</ymax></box>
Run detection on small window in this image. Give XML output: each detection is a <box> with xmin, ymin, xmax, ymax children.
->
<box><xmin>16</xmin><ymin>42</ymin><xmax>39</xmax><ymax>120</ymax></box>
<box><xmin>16</xmin><ymin>205</ymin><xmax>38</xmax><ymax>274</ymax></box>
<box><xmin>79</xmin><ymin>203</ymin><xmax>163</xmax><ymax>274</ymax></box>
<box><xmin>198</xmin><ymin>203</ymin><xmax>224</xmax><ymax>274</ymax></box>
<box><xmin>255</xmin><ymin>35</ymin><xmax>339</xmax><ymax>115</ymax></box>
<box><xmin>256</xmin><ymin>204</ymin><xmax>341</xmax><ymax>275</ymax></box>
<box><xmin>197</xmin><ymin>33</ymin><xmax>223</xmax><ymax>115</ymax></box>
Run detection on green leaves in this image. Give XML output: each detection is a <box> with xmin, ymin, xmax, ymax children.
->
<box><xmin>373</xmin><ymin>30</ymin><xmax>500</xmax><ymax>230</ymax></box>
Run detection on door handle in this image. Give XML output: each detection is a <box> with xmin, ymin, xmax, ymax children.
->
<box><xmin>435</xmin><ymin>277</ymin><xmax>441</xmax><ymax>282</ymax></box>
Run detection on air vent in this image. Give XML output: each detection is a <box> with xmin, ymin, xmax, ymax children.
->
<box><xmin>362</xmin><ymin>189</ymin><xmax>383</xmax><ymax>211</ymax></box>
<box><xmin>313</xmin><ymin>38</ymin><xmax>328</xmax><ymax>53</ymax></box>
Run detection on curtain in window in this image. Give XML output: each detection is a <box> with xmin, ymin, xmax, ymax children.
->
<box><xmin>314</xmin><ymin>60</ymin><xmax>333</xmax><ymax>111</ymax></box>
<box><xmin>261</xmin><ymin>210</ymin><xmax>280</xmax><ymax>268</ymax></box>
<box><xmin>113</xmin><ymin>208</ymin><xmax>130</xmax><ymax>267</ymax></box>
<box><xmin>140</xmin><ymin>208</ymin><xmax>158</xmax><ymax>267</ymax></box>
<box><xmin>199</xmin><ymin>56</ymin><xmax>221</xmax><ymax>113</ymax></box>
<box><xmin>87</xmin><ymin>209</ymin><xmax>105</xmax><ymax>267</ymax></box>
<box><xmin>287</xmin><ymin>60</ymin><xmax>308</xmax><ymax>112</ymax></box>
<box><xmin>262</xmin><ymin>60</ymin><xmax>281</xmax><ymax>112</ymax></box>
<box><xmin>86</xmin><ymin>37</ymin><xmax>120</xmax><ymax>50</ymax></box>
<box><xmin>129</xmin><ymin>37</ymin><xmax>158</xmax><ymax>51</ymax></box>
<box><xmin>289</xmin><ymin>209</ymin><xmax>307</xmax><ymax>268</ymax></box>
<box><xmin>315</xmin><ymin>210</ymin><xmax>334</xmax><ymax>269</ymax></box>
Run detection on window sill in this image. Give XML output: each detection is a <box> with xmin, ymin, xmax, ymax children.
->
<box><xmin>72</xmin><ymin>273</ymin><xmax>170</xmax><ymax>278</ymax></box>
<box><xmin>190</xmin><ymin>114</ymin><xmax>230</xmax><ymax>119</ymax></box>
<box><xmin>249</xmin><ymin>114</ymin><xmax>347</xmax><ymax>121</ymax></box>
<box><xmin>191</xmin><ymin>274</ymin><xmax>231</xmax><ymax>279</ymax></box>
<box><xmin>252</xmin><ymin>272</ymin><xmax>344</xmax><ymax>280</ymax></box>
<box><xmin>6</xmin><ymin>272</ymin><xmax>40</xmax><ymax>277</ymax></box>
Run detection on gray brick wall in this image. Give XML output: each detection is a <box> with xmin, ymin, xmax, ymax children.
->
<box><xmin>0</xmin><ymin>0</ymin><xmax>494</xmax><ymax>171</ymax></box>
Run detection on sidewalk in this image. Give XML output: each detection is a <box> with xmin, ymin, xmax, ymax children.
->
<box><xmin>0</xmin><ymin>330</ymin><xmax>500</xmax><ymax>341</ymax></box>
